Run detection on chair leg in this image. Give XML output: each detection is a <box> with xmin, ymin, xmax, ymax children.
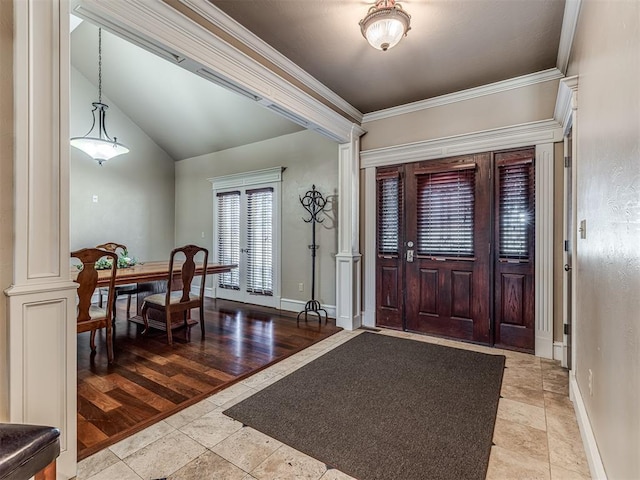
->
<box><xmin>165</xmin><ymin>309</ymin><xmax>173</xmax><ymax>346</ymax></box>
<box><xmin>199</xmin><ymin>304</ymin><xmax>205</xmax><ymax>338</ymax></box>
<box><xmin>34</xmin><ymin>459</ymin><xmax>56</xmax><ymax>480</ymax></box>
<box><xmin>111</xmin><ymin>292</ymin><xmax>118</xmax><ymax>322</ymax></box>
<box><xmin>106</xmin><ymin>321</ymin><xmax>114</xmax><ymax>364</ymax></box>
<box><xmin>141</xmin><ymin>303</ymin><xmax>150</xmax><ymax>335</ymax></box>
<box><xmin>126</xmin><ymin>294</ymin><xmax>132</xmax><ymax>318</ymax></box>
<box><xmin>90</xmin><ymin>330</ymin><xmax>97</xmax><ymax>351</ymax></box>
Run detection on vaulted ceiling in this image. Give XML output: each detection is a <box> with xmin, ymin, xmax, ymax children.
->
<box><xmin>70</xmin><ymin>0</ymin><xmax>567</xmax><ymax>160</ymax></box>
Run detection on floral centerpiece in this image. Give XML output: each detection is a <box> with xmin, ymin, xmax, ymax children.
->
<box><xmin>77</xmin><ymin>249</ymin><xmax>139</xmax><ymax>270</ymax></box>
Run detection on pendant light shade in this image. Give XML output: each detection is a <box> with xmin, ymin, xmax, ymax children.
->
<box><xmin>70</xmin><ymin>28</ymin><xmax>129</xmax><ymax>165</ymax></box>
<box><xmin>359</xmin><ymin>0</ymin><xmax>411</xmax><ymax>51</ymax></box>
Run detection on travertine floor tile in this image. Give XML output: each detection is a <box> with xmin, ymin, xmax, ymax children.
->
<box><xmin>502</xmin><ymin>365</ymin><xmax>543</xmax><ymax>390</ymax></box>
<box><xmin>123</xmin><ymin>430</ymin><xmax>206</xmax><ymax>480</ymax></box>
<box><xmin>546</xmin><ymin>410</ymin><xmax>582</xmax><ymax>440</ymax></box>
<box><xmin>168</xmin><ymin>451</ymin><xmax>247</xmax><ymax>480</ymax></box>
<box><xmin>77</xmin><ymin>449</ymin><xmax>120</xmax><ymax>480</ymax></box>
<box><xmin>319</xmin><ymin>469</ymin><xmax>357</xmax><ymax>480</ymax></box>
<box><xmin>251</xmin><ymin>444</ymin><xmax>327</xmax><ymax>480</ymax></box>
<box><xmin>207</xmin><ymin>383</ymin><xmax>253</xmax><ymax>407</ymax></box>
<box><xmin>180</xmin><ymin>409</ymin><xmax>244</xmax><ymax>448</ymax></box>
<box><xmin>84</xmin><ymin>460</ymin><xmax>143</xmax><ymax>480</ymax></box>
<box><xmin>165</xmin><ymin>399</ymin><xmax>219</xmax><ymax>429</ymax></box>
<box><xmin>544</xmin><ymin>391</ymin><xmax>575</xmax><ymax>416</ymax></box>
<box><xmin>550</xmin><ymin>463</ymin><xmax>592</xmax><ymax>480</ymax></box>
<box><xmin>109</xmin><ymin>420</ymin><xmax>175</xmax><ymax>459</ymax></box>
<box><xmin>548</xmin><ymin>431</ymin><xmax>591</xmax><ymax>477</ymax></box>
<box><xmin>501</xmin><ymin>383</ymin><xmax>545</xmax><ymax>408</ymax></box>
<box><xmin>497</xmin><ymin>397</ymin><xmax>547</xmax><ymax>431</ymax></box>
<box><xmin>492</xmin><ymin>417</ymin><xmax>549</xmax><ymax>463</ymax></box>
<box><xmin>213</xmin><ymin>427</ymin><xmax>283</xmax><ymax>472</ymax></box>
<box><xmin>486</xmin><ymin>446</ymin><xmax>551</xmax><ymax>480</ymax></box>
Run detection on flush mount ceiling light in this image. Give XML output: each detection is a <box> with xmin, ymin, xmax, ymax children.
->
<box><xmin>70</xmin><ymin>28</ymin><xmax>129</xmax><ymax>165</ymax></box>
<box><xmin>359</xmin><ymin>0</ymin><xmax>411</xmax><ymax>51</ymax></box>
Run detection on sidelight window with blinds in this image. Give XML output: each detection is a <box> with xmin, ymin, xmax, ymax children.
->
<box><xmin>377</xmin><ymin>174</ymin><xmax>402</xmax><ymax>256</ymax></box>
<box><xmin>417</xmin><ymin>167</ymin><xmax>476</xmax><ymax>258</ymax></box>
<box><xmin>498</xmin><ymin>160</ymin><xmax>535</xmax><ymax>260</ymax></box>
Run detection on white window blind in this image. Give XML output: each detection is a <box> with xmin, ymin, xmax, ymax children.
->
<box><xmin>417</xmin><ymin>169</ymin><xmax>475</xmax><ymax>257</ymax></box>
<box><xmin>499</xmin><ymin>161</ymin><xmax>534</xmax><ymax>260</ymax></box>
<box><xmin>246</xmin><ymin>187</ymin><xmax>273</xmax><ymax>296</ymax></box>
<box><xmin>217</xmin><ymin>191</ymin><xmax>240</xmax><ymax>290</ymax></box>
<box><xmin>377</xmin><ymin>175</ymin><xmax>402</xmax><ymax>255</ymax></box>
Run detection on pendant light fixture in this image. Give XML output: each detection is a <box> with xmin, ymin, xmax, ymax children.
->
<box><xmin>70</xmin><ymin>28</ymin><xmax>129</xmax><ymax>165</ymax></box>
<box><xmin>359</xmin><ymin>0</ymin><xmax>411</xmax><ymax>52</ymax></box>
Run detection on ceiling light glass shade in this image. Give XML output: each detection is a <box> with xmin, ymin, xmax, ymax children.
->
<box><xmin>360</xmin><ymin>0</ymin><xmax>411</xmax><ymax>51</ymax></box>
<box><xmin>70</xmin><ymin>102</ymin><xmax>129</xmax><ymax>165</ymax></box>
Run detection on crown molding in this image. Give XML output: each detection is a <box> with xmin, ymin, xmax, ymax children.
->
<box><xmin>361</xmin><ymin>119</ymin><xmax>564</xmax><ymax>168</ymax></box>
<box><xmin>72</xmin><ymin>0</ymin><xmax>361</xmax><ymax>144</ymax></box>
<box><xmin>362</xmin><ymin>68</ymin><xmax>564</xmax><ymax>123</ymax></box>
<box><xmin>179</xmin><ymin>0</ymin><xmax>363</xmax><ymax>123</ymax></box>
<box><xmin>557</xmin><ymin>0</ymin><xmax>583</xmax><ymax>74</ymax></box>
<box><xmin>554</xmin><ymin>76</ymin><xmax>579</xmax><ymax>134</ymax></box>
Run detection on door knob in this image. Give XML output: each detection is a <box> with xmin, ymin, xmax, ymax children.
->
<box><xmin>564</xmin><ymin>264</ymin><xmax>571</xmax><ymax>272</ymax></box>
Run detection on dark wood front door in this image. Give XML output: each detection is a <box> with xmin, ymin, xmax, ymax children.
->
<box><xmin>375</xmin><ymin>149</ymin><xmax>536</xmax><ymax>352</ymax></box>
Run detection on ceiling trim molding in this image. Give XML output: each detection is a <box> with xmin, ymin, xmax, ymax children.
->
<box><xmin>180</xmin><ymin>0</ymin><xmax>363</xmax><ymax>123</ymax></box>
<box><xmin>362</xmin><ymin>68</ymin><xmax>565</xmax><ymax>123</ymax></box>
<box><xmin>360</xmin><ymin>119</ymin><xmax>564</xmax><ymax>168</ymax></box>
<box><xmin>554</xmin><ymin>76</ymin><xmax>579</xmax><ymax>134</ymax></box>
<box><xmin>72</xmin><ymin>0</ymin><xmax>363</xmax><ymax>144</ymax></box>
<box><xmin>556</xmin><ymin>0</ymin><xmax>583</xmax><ymax>74</ymax></box>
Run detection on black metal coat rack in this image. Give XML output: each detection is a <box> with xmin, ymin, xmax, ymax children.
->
<box><xmin>297</xmin><ymin>185</ymin><xmax>328</xmax><ymax>324</ymax></box>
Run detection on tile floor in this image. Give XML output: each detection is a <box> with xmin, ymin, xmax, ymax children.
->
<box><xmin>76</xmin><ymin>329</ymin><xmax>591</xmax><ymax>480</ymax></box>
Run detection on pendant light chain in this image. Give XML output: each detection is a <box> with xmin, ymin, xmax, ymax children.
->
<box><xmin>97</xmin><ymin>28</ymin><xmax>102</xmax><ymax>103</ymax></box>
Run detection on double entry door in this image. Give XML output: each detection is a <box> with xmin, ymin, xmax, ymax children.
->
<box><xmin>376</xmin><ymin>149</ymin><xmax>536</xmax><ymax>352</ymax></box>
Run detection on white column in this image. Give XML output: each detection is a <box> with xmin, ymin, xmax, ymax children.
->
<box><xmin>335</xmin><ymin>127</ymin><xmax>365</xmax><ymax>330</ymax></box>
<box><xmin>3</xmin><ymin>1</ymin><xmax>77</xmax><ymax>477</ymax></box>
<box><xmin>535</xmin><ymin>143</ymin><xmax>555</xmax><ymax>358</ymax></box>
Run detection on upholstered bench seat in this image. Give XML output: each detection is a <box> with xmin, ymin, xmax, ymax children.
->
<box><xmin>0</xmin><ymin>424</ymin><xmax>60</xmax><ymax>480</ymax></box>
<box><xmin>143</xmin><ymin>291</ymin><xmax>198</xmax><ymax>306</ymax></box>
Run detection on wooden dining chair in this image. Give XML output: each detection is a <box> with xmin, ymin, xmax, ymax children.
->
<box><xmin>96</xmin><ymin>242</ymin><xmax>138</xmax><ymax>321</ymax></box>
<box><xmin>141</xmin><ymin>244</ymin><xmax>208</xmax><ymax>345</ymax></box>
<box><xmin>71</xmin><ymin>248</ymin><xmax>118</xmax><ymax>363</ymax></box>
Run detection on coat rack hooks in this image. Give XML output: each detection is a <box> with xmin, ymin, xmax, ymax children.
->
<box><xmin>297</xmin><ymin>185</ymin><xmax>328</xmax><ymax>324</ymax></box>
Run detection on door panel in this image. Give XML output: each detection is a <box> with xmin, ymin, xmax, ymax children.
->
<box><xmin>494</xmin><ymin>149</ymin><xmax>535</xmax><ymax>352</ymax></box>
<box><xmin>405</xmin><ymin>154</ymin><xmax>491</xmax><ymax>344</ymax></box>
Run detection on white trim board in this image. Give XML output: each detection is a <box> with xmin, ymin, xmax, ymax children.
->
<box><xmin>361</xmin><ymin>119</ymin><xmax>564</xmax><ymax>169</ymax></box>
<box><xmin>556</xmin><ymin>0</ymin><xmax>583</xmax><ymax>74</ymax></box>
<box><xmin>179</xmin><ymin>0</ymin><xmax>362</xmax><ymax>124</ymax></box>
<box><xmin>280</xmin><ymin>298</ymin><xmax>336</xmax><ymax>319</ymax></box>
<box><xmin>570</xmin><ymin>374</ymin><xmax>608</xmax><ymax>479</ymax></box>
<box><xmin>362</xmin><ymin>69</ymin><xmax>564</xmax><ymax>123</ymax></box>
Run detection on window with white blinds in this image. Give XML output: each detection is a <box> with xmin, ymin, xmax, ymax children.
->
<box><xmin>216</xmin><ymin>191</ymin><xmax>240</xmax><ymax>290</ymax></box>
<box><xmin>246</xmin><ymin>188</ymin><xmax>273</xmax><ymax>296</ymax></box>
<box><xmin>377</xmin><ymin>176</ymin><xmax>402</xmax><ymax>255</ymax></box>
<box><xmin>499</xmin><ymin>161</ymin><xmax>534</xmax><ymax>260</ymax></box>
<box><xmin>417</xmin><ymin>168</ymin><xmax>475</xmax><ymax>257</ymax></box>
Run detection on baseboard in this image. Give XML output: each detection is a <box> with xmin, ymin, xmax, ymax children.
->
<box><xmin>553</xmin><ymin>341</ymin><xmax>566</xmax><ymax>363</ymax></box>
<box><xmin>280</xmin><ymin>298</ymin><xmax>336</xmax><ymax>319</ymax></box>
<box><xmin>570</xmin><ymin>373</ymin><xmax>608</xmax><ymax>479</ymax></box>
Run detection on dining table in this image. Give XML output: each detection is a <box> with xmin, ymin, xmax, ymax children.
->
<box><xmin>71</xmin><ymin>260</ymin><xmax>237</xmax><ymax>332</ymax></box>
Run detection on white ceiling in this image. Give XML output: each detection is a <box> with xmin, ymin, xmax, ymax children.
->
<box><xmin>70</xmin><ymin>0</ymin><xmax>567</xmax><ymax>161</ymax></box>
<box><xmin>70</xmin><ymin>21</ymin><xmax>304</xmax><ymax>161</ymax></box>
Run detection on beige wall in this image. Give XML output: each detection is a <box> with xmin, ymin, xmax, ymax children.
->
<box><xmin>70</xmin><ymin>67</ymin><xmax>176</xmax><ymax>261</ymax></box>
<box><xmin>175</xmin><ymin>129</ymin><xmax>338</xmax><ymax>305</ymax></box>
<box><xmin>361</xmin><ymin>79</ymin><xmax>560</xmax><ymax>151</ymax></box>
<box><xmin>0</xmin><ymin>0</ymin><xmax>13</xmax><ymax>418</ymax></box>
<box><xmin>567</xmin><ymin>1</ymin><xmax>640</xmax><ymax>478</ymax></box>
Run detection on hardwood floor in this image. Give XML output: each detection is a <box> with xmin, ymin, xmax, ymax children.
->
<box><xmin>76</xmin><ymin>298</ymin><xmax>341</xmax><ymax>460</ymax></box>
